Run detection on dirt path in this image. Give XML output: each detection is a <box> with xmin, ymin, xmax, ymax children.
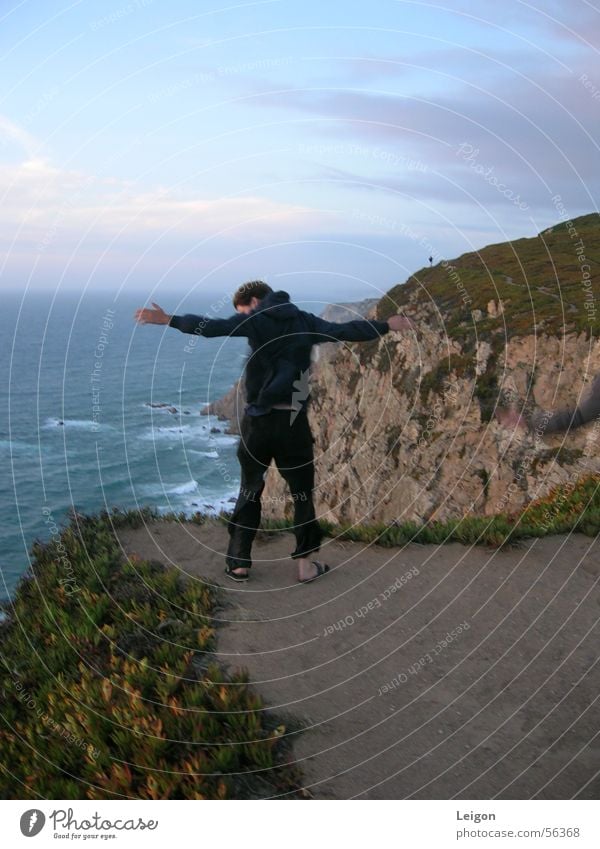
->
<box><xmin>115</xmin><ymin>520</ymin><xmax>600</xmax><ymax>799</ymax></box>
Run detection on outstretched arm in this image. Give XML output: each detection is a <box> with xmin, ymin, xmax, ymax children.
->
<box><xmin>307</xmin><ymin>312</ymin><xmax>414</xmax><ymax>343</ymax></box>
<box><xmin>133</xmin><ymin>302</ymin><xmax>249</xmax><ymax>337</ymax></box>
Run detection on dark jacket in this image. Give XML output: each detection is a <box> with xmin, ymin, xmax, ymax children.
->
<box><xmin>168</xmin><ymin>290</ymin><xmax>390</xmax><ymax>415</ymax></box>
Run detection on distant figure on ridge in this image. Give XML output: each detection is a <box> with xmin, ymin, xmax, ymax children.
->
<box><xmin>134</xmin><ymin>282</ymin><xmax>413</xmax><ymax>584</ymax></box>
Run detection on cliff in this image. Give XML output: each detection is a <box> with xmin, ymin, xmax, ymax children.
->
<box><xmin>259</xmin><ymin>213</ymin><xmax>600</xmax><ymax>524</ymax></box>
<box><xmin>200</xmin><ymin>378</ymin><xmax>246</xmax><ymax>434</ymax></box>
<box><xmin>319</xmin><ymin>297</ymin><xmax>379</xmax><ymax>323</ymax></box>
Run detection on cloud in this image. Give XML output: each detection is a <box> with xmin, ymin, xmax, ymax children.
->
<box><xmin>528</xmin><ymin>1</ymin><xmax>600</xmax><ymax>48</ymax></box>
<box><xmin>252</xmin><ymin>59</ymin><xmax>600</xmax><ymax>216</ymax></box>
<box><xmin>0</xmin><ymin>114</ymin><xmax>338</xmax><ymax>260</ymax></box>
<box><xmin>403</xmin><ymin>0</ymin><xmax>600</xmax><ymax>50</ymax></box>
<box><xmin>340</xmin><ymin>45</ymin><xmax>566</xmax><ymax>83</ymax></box>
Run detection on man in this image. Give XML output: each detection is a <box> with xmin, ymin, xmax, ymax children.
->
<box><xmin>134</xmin><ymin>281</ymin><xmax>413</xmax><ymax>583</ymax></box>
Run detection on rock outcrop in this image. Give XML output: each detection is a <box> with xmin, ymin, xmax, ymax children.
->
<box><xmin>201</xmin><ymin>379</ymin><xmax>246</xmax><ymax>435</ymax></box>
<box><xmin>319</xmin><ymin>298</ymin><xmax>380</xmax><ymax>323</ymax></box>
<box><xmin>258</xmin><ymin>213</ymin><xmax>600</xmax><ymax>525</ymax></box>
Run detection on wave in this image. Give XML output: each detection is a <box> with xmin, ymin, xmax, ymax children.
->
<box><xmin>138</xmin><ymin>424</ymin><xmax>209</xmax><ymax>442</ymax></box>
<box><xmin>154</xmin><ymin>487</ymin><xmax>240</xmax><ymax>518</ymax></box>
<box><xmin>209</xmin><ymin>434</ymin><xmax>238</xmax><ymax>446</ymax></box>
<box><xmin>138</xmin><ymin>423</ymin><xmax>238</xmax><ymax>447</ymax></box>
<box><xmin>169</xmin><ymin>479</ymin><xmax>199</xmax><ymax>495</ymax></box>
<box><xmin>0</xmin><ymin>439</ymin><xmax>35</xmax><ymax>452</ymax></box>
<box><xmin>138</xmin><ymin>479</ymin><xmax>199</xmax><ymax>497</ymax></box>
<box><xmin>42</xmin><ymin>417</ymin><xmax>112</xmax><ymax>431</ymax></box>
<box><xmin>189</xmin><ymin>449</ymin><xmax>219</xmax><ymax>458</ymax></box>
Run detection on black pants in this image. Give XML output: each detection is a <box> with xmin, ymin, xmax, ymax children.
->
<box><xmin>225</xmin><ymin>409</ymin><xmax>323</xmax><ymax>570</ymax></box>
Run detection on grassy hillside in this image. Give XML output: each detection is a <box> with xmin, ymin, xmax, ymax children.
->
<box><xmin>363</xmin><ymin>213</ymin><xmax>599</xmax><ymax>419</ymax></box>
<box><xmin>255</xmin><ymin>475</ymin><xmax>600</xmax><ymax>547</ymax></box>
<box><xmin>376</xmin><ymin>212</ymin><xmax>599</xmax><ymax>345</ymax></box>
<box><xmin>0</xmin><ymin>509</ymin><xmax>304</xmax><ymax>800</ymax></box>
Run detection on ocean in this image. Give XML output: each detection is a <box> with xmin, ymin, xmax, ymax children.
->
<box><xmin>0</xmin><ymin>289</ymin><xmax>329</xmax><ymax>603</ymax></box>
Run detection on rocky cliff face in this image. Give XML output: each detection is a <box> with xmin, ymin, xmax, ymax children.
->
<box><xmin>319</xmin><ymin>298</ymin><xmax>380</xmax><ymax>323</ymax></box>
<box><xmin>261</xmin><ymin>326</ymin><xmax>600</xmax><ymax>526</ymax></box>
<box><xmin>201</xmin><ymin>379</ymin><xmax>246</xmax><ymax>435</ymax></box>
<box><xmin>259</xmin><ymin>213</ymin><xmax>600</xmax><ymax>525</ymax></box>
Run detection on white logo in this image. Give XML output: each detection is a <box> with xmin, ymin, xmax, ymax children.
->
<box><xmin>290</xmin><ymin>368</ymin><xmax>311</xmax><ymax>424</ymax></box>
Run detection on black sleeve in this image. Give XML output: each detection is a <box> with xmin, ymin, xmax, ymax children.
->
<box><xmin>306</xmin><ymin>313</ymin><xmax>390</xmax><ymax>343</ymax></box>
<box><xmin>168</xmin><ymin>313</ymin><xmax>250</xmax><ymax>338</ymax></box>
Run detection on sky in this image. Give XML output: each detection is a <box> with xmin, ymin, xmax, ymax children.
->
<box><xmin>1</xmin><ymin>0</ymin><xmax>599</xmax><ymax>304</ymax></box>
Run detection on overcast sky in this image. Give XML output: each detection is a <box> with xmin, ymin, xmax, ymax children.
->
<box><xmin>1</xmin><ymin>0</ymin><xmax>598</xmax><ymax>302</ymax></box>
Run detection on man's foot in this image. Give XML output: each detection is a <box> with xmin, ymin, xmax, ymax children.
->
<box><xmin>225</xmin><ymin>566</ymin><xmax>249</xmax><ymax>582</ymax></box>
<box><xmin>297</xmin><ymin>558</ymin><xmax>330</xmax><ymax>583</ymax></box>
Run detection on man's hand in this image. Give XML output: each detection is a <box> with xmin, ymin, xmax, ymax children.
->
<box><xmin>133</xmin><ymin>302</ymin><xmax>171</xmax><ymax>325</ymax></box>
<box><xmin>387</xmin><ymin>314</ymin><xmax>415</xmax><ymax>332</ymax></box>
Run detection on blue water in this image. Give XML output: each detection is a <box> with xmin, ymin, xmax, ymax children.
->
<box><xmin>0</xmin><ymin>291</ymin><xmax>255</xmax><ymax>602</ymax></box>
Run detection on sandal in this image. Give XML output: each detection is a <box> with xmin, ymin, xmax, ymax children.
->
<box><xmin>298</xmin><ymin>560</ymin><xmax>330</xmax><ymax>584</ymax></box>
<box><xmin>225</xmin><ymin>566</ymin><xmax>249</xmax><ymax>582</ymax></box>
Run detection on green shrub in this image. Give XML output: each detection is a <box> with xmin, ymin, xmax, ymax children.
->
<box><xmin>0</xmin><ymin>509</ymin><xmax>303</xmax><ymax>800</ymax></box>
<box><xmin>257</xmin><ymin>475</ymin><xmax>600</xmax><ymax>549</ymax></box>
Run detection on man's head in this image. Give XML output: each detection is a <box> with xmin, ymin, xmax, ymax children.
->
<box><xmin>233</xmin><ymin>280</ymin><xmax>273</xmax><ymax>314</ymax></box>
